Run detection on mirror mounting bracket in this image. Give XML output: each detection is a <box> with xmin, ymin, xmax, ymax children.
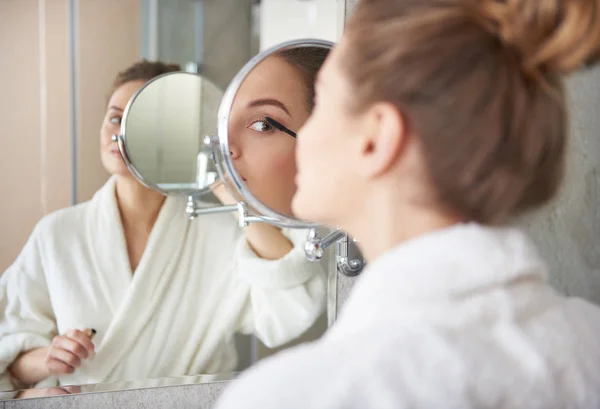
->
<box><xmin>305</xmin><ymin>229</ymin><xmax>365</xmax><ymax>277</ymax></box>
<box><xmin>186</xmin><ymin>195</ymin><xmax>238</xmax><ymax>220</ymax></box>
<box><xmin>336</xmin><ymin>235</ymin><xmax>364</xmax><ymax>277</ymax></box>
<box><xmin>186</xmin><ymin>196</ymin><xmax>275</xmax><ymax>228</ymax></box>
<box><xmin>187</xmin><ymin>199</ymin><xmax>365</xmax><ymax>275</ymax></box>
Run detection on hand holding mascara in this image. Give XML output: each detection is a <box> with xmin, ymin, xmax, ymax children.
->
<box><xmin>44</xmin><ymin>328</ymin><xmax>96</xmax><ymax>376</ymax></box>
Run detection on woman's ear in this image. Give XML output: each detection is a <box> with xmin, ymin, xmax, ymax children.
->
<box><xmin>358</xmin><ymin>102</ymin><xmax>407</xmax><ymax>178</ymax></box>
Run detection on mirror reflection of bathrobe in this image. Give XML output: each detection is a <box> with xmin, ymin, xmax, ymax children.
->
<box><xmin>0</xmin><ymin>177</ymin><xmax>327</xmax><ymax>390</ymax></box>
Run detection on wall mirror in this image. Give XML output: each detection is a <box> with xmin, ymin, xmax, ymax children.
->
<box><xmin>115</xmin><ymin>71</ymin><xmax>223</xmax><ymax>197</ymax></box>
<box><xmin>0</xmin><ymin>0</ymin><xmax>348</xmax><ymax>404</ymax></box>
<box><xmin>212</xmin><ymin>40</ymin><xmax>330</xmax><ymax>228</ymax></box>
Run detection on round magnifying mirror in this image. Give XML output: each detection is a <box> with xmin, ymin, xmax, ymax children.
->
<box><xmin>214</xmin><ymin>39</ymin><xmax>333</xmax><ymax>229</ymax></box>
<box><xmin>117</xmin><ymin>72</ymin><xmax>223</xmax><ymax>196</ymax></box>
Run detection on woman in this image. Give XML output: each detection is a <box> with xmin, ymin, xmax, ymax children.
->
<box><xmin>215</xmin><ymin>0</ymin><xmax>600</xmax><ymax>408</ymax></box>
<box><xmin>0</xmin><ymin>55</ymin><xmax>328</xmax><ymax>392</ymax></box>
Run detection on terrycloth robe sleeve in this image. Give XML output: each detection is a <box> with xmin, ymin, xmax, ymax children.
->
<box><xmin>234</xmin><ymin>228</ymin><xmax>328</xmax><ymax>348</ymax></box>
<box><xmin>0</xmin><ymin>223</ymin><xmax>59</xmax><ymax>390</ymax></box>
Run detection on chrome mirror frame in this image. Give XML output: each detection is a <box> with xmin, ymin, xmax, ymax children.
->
<box><xmin>114</xmin><ymin>71</ymin><xmax>223</xmax><ymax>199</ymax></box>
<box><xmin>212</xmin><ymin>38</ymin><xmax>333</xmax><ymax>230</ymax></box>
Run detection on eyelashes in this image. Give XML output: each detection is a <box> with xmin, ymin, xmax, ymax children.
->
<box><xmin>247</xmin><ymin>117</ymin><xmax>297</xmax><ymax>139</ymax></box>
<box><xmin>265</xmin><ymin>117</ymin><xmax>296</xmax><ymax>138</ymax></box>
<box><xmin>248</xmin><ymin>118</ymin><xmax>275</xmax><ymax>133</ymax></box>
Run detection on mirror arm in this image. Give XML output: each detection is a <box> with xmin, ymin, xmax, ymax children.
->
<box><xmin>186</xmin><ymin>195</ymin><xmax>238</xmax><ymax>219</ymax></box>
<box><xmin>234</xmin><ymin>202</ymin><xmax>282</xmax><ymax>227</ymax></box>
<box><xmin>304</xmin><ymin>229</ymin><xmax>365</xmax><ymax>276</ymax></box>
<box><xmin>304</xmin><ymin>229</ymin><xmax>346</xmax><ymax>261</ymax></box>
<box><xmin>188</xmin><ymin>197</ymin><xmax>366</xmax><ymax>275</ymax></box>
<box><xmin>304</xmin><ymin>228</ymin><xmax>345</xmax><ymax>261</ymax></box>
<box><xmin>186</xmin><ymin>196</ymin><xmax>277</xmax><ymax>228</ymax></box>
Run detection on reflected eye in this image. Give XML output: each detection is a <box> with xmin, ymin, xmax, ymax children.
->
<box><xmin>248</xmin><ymin>119</ymin><xmax>273</xmax><ymax>133</ymax></box>
<box><xmin>109</xmin><ymin>116</ymin><xmax>121</xmax><ymax>125</ymax></box>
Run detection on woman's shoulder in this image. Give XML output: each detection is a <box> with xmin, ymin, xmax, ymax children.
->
<box><xmin>32</xmin><ymin>200</ymin><xmax>92</xmax><ymax>238</ymax></box>
<box><xmin>4</xmin><ymin>201</ymin><xmax>94</xmax><ymax>275</ymax></box>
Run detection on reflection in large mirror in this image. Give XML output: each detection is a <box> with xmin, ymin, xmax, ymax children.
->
<box><xmin>0</xmin><ymin>57</ymin><xmax>329</xmax><ymax>400</ymax></box>
<box><xmin>1</xmin><ymin>0</ymin><xmax>344</xmax><ymax>402</ymax></box>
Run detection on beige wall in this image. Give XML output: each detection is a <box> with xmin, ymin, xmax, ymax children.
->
<box><xmin>1</xmin><ymin>1</ymin><xmax>345</xmax><ymax>407</ymax></box>
<box><xmin>1</xmin><ymin>0</ymin><xmax>58</xmax><ymax>273</ymax></box>
<box><xmin>0</xmin><ymin>0</ymin><xmax>140</xmax><ymax>272</ymax></box>
<box><xmin>76</xmin><ymin>0</ymin><xmax>141</xmax><ymax>203</ymax></box>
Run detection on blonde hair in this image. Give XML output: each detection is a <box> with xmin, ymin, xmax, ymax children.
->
<box><xmin>342</xmin><ymin>0</ymin><xmax>600</xmax><ymax>224</ymax></box>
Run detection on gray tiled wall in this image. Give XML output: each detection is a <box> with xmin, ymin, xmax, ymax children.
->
<box><xmin>517</xmin><ymin>66</ymin><xmax>600</xmax><ymax>304</ymax></box>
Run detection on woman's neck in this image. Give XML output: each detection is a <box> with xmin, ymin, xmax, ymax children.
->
<box><xmin>114</xmin><ymin>175</ymin><xmax>166</xmax><ymax>233</ymax></box>
<box><xmin>347</xmin><ymin>190</ymin><xmax>462</xmax><ymax>263</ymax></box>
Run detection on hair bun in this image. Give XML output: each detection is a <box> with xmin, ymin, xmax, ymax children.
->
<box><xmin>472</xmin><ymin>0</ymin><xmax>600</xmax><ymax>75</ymax></box>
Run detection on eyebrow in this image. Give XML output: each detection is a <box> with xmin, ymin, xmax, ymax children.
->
<box><xmin>108</xmin><ymin>106</ymin><xmax>123</xmax><ymax>112</ymax></box>
<box><xmin>247</xmin><ymin>98</ymin><xmax>290</xmax><ymax>116</ymax></box>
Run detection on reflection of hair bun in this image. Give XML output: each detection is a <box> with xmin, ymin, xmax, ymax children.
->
<box><xmin>474</xmin><ymin>0</ymin><xmax>600</xmax><ymax>74</ymax></box>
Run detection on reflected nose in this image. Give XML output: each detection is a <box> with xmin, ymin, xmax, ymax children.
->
<box><xmin>229</xmin><ymin>143</ymin><xmax>241</xmax><ymax>160</ymax></box>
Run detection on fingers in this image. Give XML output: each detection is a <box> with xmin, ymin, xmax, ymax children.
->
<box><xmin>52</xmin><ymin>334</ymin><xmax>90</xmax><ymax>360</ymax></box>
<box><xmin>46</xmin><ymin>329</ymin><xmax>96</xmax><ymax>375</ymax></box>
<box><xmin>16</xmin><ymin>387</ymin><xmax>69</xmax><ymax>399</ymax></box>
<box><xmin>46</xmin><ymin>345</ymin><xmax>80</xmax><ymax>374</ymax></box>
<box><xmin>62</xmin><ymin>385</ymin><xmax>82</xmax><ymax>394</ymax></box>
<box><xmin>65</xmin><ymin>329</ymin><xmax>96</xmax><ymax>354</ymax></box>
<box><xmin>44</xmin><ymin>387</ymin><xmax>70</xmax><ymax>397</ymax></box>
<box><xmin>45</xmin><ymin>357</ymin><xmax>77</xmax><ymax>375</ymax></box>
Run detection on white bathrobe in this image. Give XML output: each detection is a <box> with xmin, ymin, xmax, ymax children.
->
<box><xmin>215</xmin><ymin>224</ymin><xmax>600</xmax><ymax>409</ymax></box>
<box><xmin>0</xmin><ymin>177</ymin><xmax>326</xmax><ymax>391</ymax></box>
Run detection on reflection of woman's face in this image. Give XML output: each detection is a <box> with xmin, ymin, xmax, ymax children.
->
<box><xmin>228</xmin><ymin>56</ymin><xmax>310</xmax><ymax>216</ymax></box>
<box><xmin>100</xmin><ymin>80</ymin><xmax>146</xmax><ymax>176</ymax></box>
